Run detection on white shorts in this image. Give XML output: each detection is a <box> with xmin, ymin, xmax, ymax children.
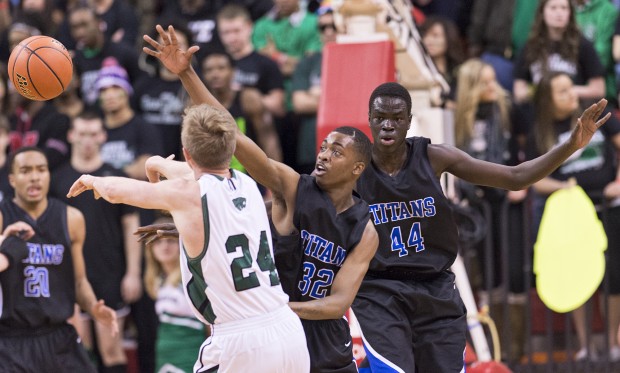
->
<box><xmin>194</xmin><ymin>305</ymin><xmax>310</xmax><ymax>373</ymax></box>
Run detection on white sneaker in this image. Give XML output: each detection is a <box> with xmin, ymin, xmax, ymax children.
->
<box><xmin>575</xmin><ymin>348</ymin><xmax>599</xmax><ymax>361</ymax></box>
<box><xmin>575</xmin><ymin>348</ymin><xmax>588</xmax><ymax>361</ymax></box>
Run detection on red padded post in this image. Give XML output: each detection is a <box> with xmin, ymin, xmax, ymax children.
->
<box><xmin>317</xmin><ymin>41</ymin><xmax>396</xmax><ymax>151</ymax></box>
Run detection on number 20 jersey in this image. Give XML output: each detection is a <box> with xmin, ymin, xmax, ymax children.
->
<box><xmin>0</xmin><ymin>198</ymin><xmax>75</xmax><ymax>331</ymax></box>
<box><xmin>356</xmin><ymin>137</ymin><xmax>460</xmax><ymax>276</ymax></box>
<box><xmin>180</xmin><ymin>171</ymin><xmax>289</xmax><ymax>326</ymax></box>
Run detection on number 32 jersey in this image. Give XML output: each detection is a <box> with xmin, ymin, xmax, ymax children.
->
<box><xmin>180</xmin><ymin>171</ymin><xmax>288</xmax><ymax>325</ymax></box>
<box><xmin>0</xmin><ymin>198</ymin><xmax>75</xmax><ymax>331</ymax></box>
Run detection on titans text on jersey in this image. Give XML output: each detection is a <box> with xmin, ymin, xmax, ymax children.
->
<box><xmin>301</xmin><ymin>230</ymin><xmax>346</xmax><ymax>266</ymax></box>
<box><xmin>23</xmin><ymin>243</ymin><xmax>65</xmax><ymax>265</ymax></box>
<box><xmin>368</xmin><ymin>197</ymin><xmax>436</xmax><ymax>225</ymax></box>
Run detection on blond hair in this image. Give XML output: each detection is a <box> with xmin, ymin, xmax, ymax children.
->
<box><xmin>143</xmin><ymin>217</ymin><xmax>181</xmax><ymax>299</ymax></box>
<box><xmin>181</xmin><ymin>104</ymin><xmax>236</xmax><ymax>169</ymax></box>
<box><xmin>454</xmin><ymin>59</ymin><xmax>510</xmax><ymax>149</ymax></box>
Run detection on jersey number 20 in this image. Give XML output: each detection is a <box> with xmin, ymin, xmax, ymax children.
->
<box><xmin>24</xmin><ymin>266</ymin><xmax>50</xmax><ymax>297</ymax></box>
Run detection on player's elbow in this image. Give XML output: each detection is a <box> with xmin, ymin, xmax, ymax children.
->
<box><xmin>328</xmin><ymin>296</ymin><xmax>352</xmax><ymax>319</ymax></box>
<box><xmin>331</xmin><ymin>306</ymin><xmax>349</xmax><ymax>319</ymax></box>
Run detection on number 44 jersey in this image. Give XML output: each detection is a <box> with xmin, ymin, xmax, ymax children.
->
<box><xmin>0</xmin><ymin>198</ymin><xmax>76</xmax><ymax>331</ymax></box>
<box><xmin>180</xmin><ymin>170</ymin><xmax>289</xmax><ymax>325</ymax></box>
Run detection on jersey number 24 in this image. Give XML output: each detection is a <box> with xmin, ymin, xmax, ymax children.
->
<box><xmin>226</xmin><ymin>230</ymin><xmax>280</xmax><ymax>292</ymax></box>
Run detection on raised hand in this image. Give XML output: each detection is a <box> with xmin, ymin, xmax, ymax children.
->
<box><xmin>143</xmin><ymin>25</ymin><xmax>199</xmax><ymax>75</ymax></box>
<box><xmin>570</xmin><ymin>99</ymin><xmax>611</xmax><ymax>150</ymax></box>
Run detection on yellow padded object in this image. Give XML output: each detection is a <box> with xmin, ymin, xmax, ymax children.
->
<box><xmin>534</xmin><ymin>186</ymin><xmax>607</xmax><ymax>313</ymax></box>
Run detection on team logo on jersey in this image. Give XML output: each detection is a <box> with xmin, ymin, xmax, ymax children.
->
<box><xmin>232</xmin><ymin>197</ymin><xmax>247</xmax><ymax>211</ymax></box>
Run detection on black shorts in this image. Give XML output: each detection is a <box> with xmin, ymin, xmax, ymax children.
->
<box><xmin>352</xmin><ymin>270</ymin><xmax>467</xmax><ymax>373</ymax></box>
<box><xmin>0</xmin><ymin>323</ymin><xmax>97</xmax><ymax>372</ymax></box>
<box><xmin>302</xmin><ymin>318</ymin><xmax>357</xmax><ymax>373</ymax></box>
<box><xmin>89</xmin><ymin>270</ymin><xmax>126</xmax><ymax>311</ymax></box>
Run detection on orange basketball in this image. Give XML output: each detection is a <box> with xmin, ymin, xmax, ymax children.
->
<box><xmin>7</xmin><ymin>35</ymin><xmax>73</xmax><ymax>101</ymax></box>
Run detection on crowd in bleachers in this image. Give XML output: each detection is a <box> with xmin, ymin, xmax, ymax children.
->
<box><xmin>1</xmin><ymin>0</ymin><xmax>620</xmax><ymax>371</ymax></box>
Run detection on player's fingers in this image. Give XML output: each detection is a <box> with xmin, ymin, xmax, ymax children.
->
<box><xmin>20</xmin><ymin>230</ymin><xmax>35</xmax><ymax>240</ymax></box>
<box><xmin>142</xmin><ymin>47</ymin><xmax>158</xmax><ymax>58</ymax></box>
<box><xmin>591</xmin><ymin>99</ymin><xmax>605</xmax><ymax>118</ymax></box>
<box><xmin>157</xmin><ymin>229</ymin><xmax>179</xmax><ymax>238</ymax></box>
<box><xmin>589</xmin><ymin>100</ymin><xmax>604</xmax><ymax>121</ymax></box>
<box><xmin>155</xmin><ymin>24</ymin><xmax>168</xmax><ymax>44</ymax></box>
<box><xmin>66</xmin><ymin>182</ymin><xmax>83</xmax><ymax>197</ymax></box>
<box><xmin>10</xmin><ymin>223</ymin><xmax>35</xmax><ymax>240</ymax></box>
<box><xmin>145</xmin><ymin>234</ymin><xmax>161</xmax><ymax>246</ymax></box>
<box><xmin>597</xmin><ymin>112</ymin><xmax>612</xmax><ymax>128</ymax></box>
<box><xmin>135</xmin><ymin>232</ymin><xmax>151</xmax><ymax>243</ymax></box>
<box><xmin>186</xmin><ymin>46</ymin><xmax>200</xmax><ymax>58</ymax></box>
<box><xmin>596</xmin><ymin>98</ymin><xmax>608</xmax><ymax>113</ymax></box>
<box><xmin>134</xmin><ymin>226</ymin><xmax>156</xmax><ymax>235</ymax></box>
<box><xmin>143</xmin><ymin>34</ymin><xmax>159</xmax><ymax>48</ymax></box>
<box><xmin>168</xmin><ymin>25</ymin><xmax>178</xmax><ymax>45</ymax></box>
<box><xmin>139</xmin><ymin>233</ymin><xmax>157</xmax><ymax>244</ymax></box>
<box><xmin>4</xmin><ymin>226</ymin><xmax>33</xmax><ymax>240</ymax></box>
<box><xmin>133</xmin><ymin>226</ymin><xmax>152</xmax><ymax>234</ymax></box>
<box><xmin>165</xmin><ymin>154</ymin><xmax>175</xmax><ymax>160</ymax></box>
<box><xmin>582</xmin><ymin>103</ymin><xmax>596</xmax><ymax>123</ymax></box>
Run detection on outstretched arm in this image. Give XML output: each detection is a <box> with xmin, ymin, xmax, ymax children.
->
<box><xmin>143</xmin><ymin>25</ymin><xmax>223</xmax><ymax>110</ymax></box>
<box><xmin>429</xmin><ymin>99</ymin><xmax>611</xmax><ymax>190</ymax></box>
<box><xmin>67</xmin><ymin>174</ymin><xmax>192</xmax><ymax>213</ymax></box>
<box><xmin>142</xmin><ymin>25</ymin><xmax>299</xmax><ymax>199</ymax></box>
<box><xmin>289</xmin><ymin>222</ymin><xmax>378</xmax><ymax>320</ymax></box>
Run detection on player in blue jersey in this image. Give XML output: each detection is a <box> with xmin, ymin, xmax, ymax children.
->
<box><xmin>353</xmin><ymin>82</ymin><xmax>610</xmax><ymax>372</ymax></box>
<box><xmin>0</xmin><ymin>147</ymin><xmax>117</xmax><ymax>372</ymax></box>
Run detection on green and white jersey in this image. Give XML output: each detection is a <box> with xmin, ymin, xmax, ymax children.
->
<box><xmin>180</xmin><ymin>170</ymin><xmax>288</xmax><ymax>325</ymax></box>
<box><xmin>155</xmin><ymin>283</ymin><xmax>204</xmax><ymax>373</ymax></box>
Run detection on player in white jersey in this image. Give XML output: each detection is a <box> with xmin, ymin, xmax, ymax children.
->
<box><xmin>182</xmin><ymin>171</ymin><xmax>288</xmax><ymax>326</ymax></box>
<box><xmin>67</xmin><ymin>29</ymin><xmax>310</xmax><ymax>372</ymax></box>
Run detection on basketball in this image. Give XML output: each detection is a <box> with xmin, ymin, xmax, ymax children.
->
<box><xmin>7</xmin><ymin>35</ymin><xmax>73</xmax><ymax>101</ymax></box>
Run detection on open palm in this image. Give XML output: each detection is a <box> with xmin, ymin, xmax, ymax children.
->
<box><xmin>143</xmin><ymin>25</ymin><xmax>199</xmax><ymax>75</ymax></box>
<box><xmin>571</xmin><ymin>99</ymin><xmax>611</xmax><ymax>149</ymax></box>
